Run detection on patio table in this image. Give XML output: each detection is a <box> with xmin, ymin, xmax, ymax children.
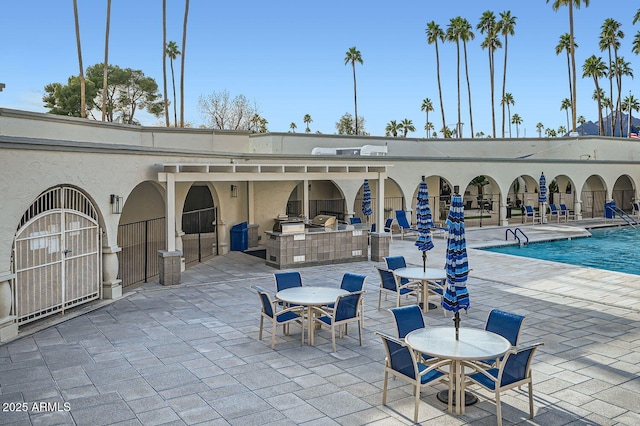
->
<box><xmin>406</xmin><ymin>327</ymin><xmax>510</xmax><ymax>415</ymax></box>
<box><xmin>393</xmin><ymin>267</ymin><xmax>446</xmax><ymax>313</ymax></box>
<box><xmin>276</xmin><ymin>286</ymin><xmax>348</xmax><ymax>345</ymax></box>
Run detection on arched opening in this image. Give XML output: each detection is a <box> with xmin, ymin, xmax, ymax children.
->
<box><xmin>182</xmin><ymin>184</ymin><xmax>218</xmax><ymax>265</ymax></box>
<box><xmin>612</xmin><ymin>175</ymin><xmax>635</xmax><ymax>213</ymax></box>
<box><xmin>580</xmin><ymin>175</ymin><xmax>607</xmax><ymax>218</ymax></box>
<box><xmin>352</xmin><ymin>178</ymin><xmax>404</xmax><ymax>224</ymax></box>
<box><xmin>287</xmin><ymin>180</ymin><xmax>346</xmax><ymax>220</ymax></box>
<box><xmin>463</xmin><ymin>175</ymin><xmax>500</xmax><ymax>227</ymax></box>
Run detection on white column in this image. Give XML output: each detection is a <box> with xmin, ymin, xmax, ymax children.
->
<box><xmin>0</xmin><ymin>272</ymin><xmax>18</xmax><ymax>342</ymax></box>
<box><xmin>248</xmin><ymin>181</ymin><xmax>255</xmax><ymax>224</ymax></box>
<box><xmin>377</xmin><ymin>172</ymin><xmax>386</xmax><ymax>229</ymax></box>
<box><xmin>102</xmin><ymin>246</ymin><xmax>122</xmax><ymax>299</ymax></box>
<box><xmin>166</xmin><ymin>173</ymin><xmax>176</xmax><ymax>252</ymax></box>
<box><xmin>303</xmin><ymin>179</ymin><xmax>310</xmax><ymax>219</ymax></box>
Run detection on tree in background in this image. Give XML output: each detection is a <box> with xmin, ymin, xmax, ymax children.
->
<box><xmin>621</xmin><ymin>94</ymin><xmax>640</xmax><ymax>137</ymax></box>
<box><xmin>43</xmin><ymin>77</ymin><xmax>97</xmax><ymax>117</ymax></box>
<box><xmin>459</xmin><ymin>17</ymin><xmax>475</xmax><ymax>138</ymax></box>
<box><xmin>72</xmin><ymin>0</ymin><xmax>86</xmax><ymax>118</ymax></box>
<box><xmin>166</xmin><ymin>41</ymin><xmax>181</xmax><ymax>127</ymax></box>
<box><xmin>420</xmin><ymin>98</ymin><xmax>434</xmax><ymax>138</ymax></box>
<box><xmin>501</xmin><ymin>92</ymin><xmax>514</xmax><ymax>137</ymax></box>
<box><xmin>426</xmin><ymin>21</ymin><xmax>447</xmax><ymax>137</ymax></box>
<box><xmin>560</xmin><ymin>98</ymin><xmax>571</xmax><ymax>134</ymax></box>
<box><xmin>162</xmin><ymin>0</ymin><xmax>169</xmax><ymax>126</ymax></box>
<box><xmin>344</xmin><ymin>47</ymin><xmax>363</xmax><ymax>135</ymax></box>
<box><xmin>198</xmin><ymin>89</ymin><xmax>262</xmax><ymax>130</ymax></box>
<box><xmin>558</xmin><ymin>125</ymin><xmax>567</xmax><ymax>136</ymax></box>
<box><xmin>400</xmin><ymin>119</ymin><xmax>415</xmax><ymax>137</ymax></box>
<box><xmin>577</xmin><ymin>115</ymin><xmax>586</xmax><ymax>135</ymax></box>
<box><xmin>249</xmin><ymin>114</ymin><xmax>268</xmax><ymax>133</ymax></box>
<box><xmin>180</xmin><ymin>0</ymin><xmax>190</xmax><ymax>127</ymax></box>
<box><xmin>497</xmin><ymin>10</ymin><xmax>516</xmax><ymax>138</ymax></box>
<box><xmin>336</xmin><ymin>112</ymin><xmax>367</xmax><ymax>135</ymax></box>
<box><xmin>511</xmin><ymin>113</ymin><xmax>522</xmax><ymax>138</ymax></box>
<box><xmin>547</xmin><ymin>0</ymin><xmax>591</xmax><ymax>133</ymax></box>
<box><xmin>303</xmin><ymin>114</ymin><xmax>312</xmax><ymax>133</ymax></box>
<box><xmin>536</xmin><ymin>122</ymin><xmax>544</xmax><ymax>138</ymax></box>
<box><xmin>102</xmin><ymin>0</ymin><xmax>111</xmax><ymax>121</ymax></box>
<box><xmin>599</xmin><ymin>18</ymin><xmax>623</xmax><ymax>136</ymax></box>
<box><xmin>583</xmin><ymin>55</ymin><xmax>607</xmax><ymax>135</ymax></box>
<box><xmin>385</xmin><ymin>120</ymin><xmax>401</xmax><ymax>137</ymax></box>
<box><xmin>289</xmin><ymin>122</ymin><xmax>297</xmax><ymax>132</ymax></box>
<box><xmin>613</xmin><ymin>57</ymin><xmax>634</xmax><ymax>136</ymax></box>
<box><xmin>425</xmin><ymin>121</ymin><xmax>434</xmax><ymax>138</ymax></box>
<box><xmin>556</xmin><ymin>33</ymin><xmax>576</xmax><ymax>118</ymax></box>
<box><xmin>477</xmin><ymin>11</ymin><xmax>501</xmax><ymax>138</ymax></box>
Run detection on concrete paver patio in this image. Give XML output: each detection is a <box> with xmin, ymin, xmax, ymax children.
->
<box><xmin>1</xmin><ymin>221</ymin><xmax>639</xmax><ymax>425</ymax></box>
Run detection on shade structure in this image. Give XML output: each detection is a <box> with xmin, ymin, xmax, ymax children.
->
<box><xmin>361</xmin><ymin>179</ymin><xmax>373</xmax><ymax>222</ymax></box>
<box><xmin>441</xmin><ymin>194</ymin><xmax>470</xmax><ymax>340</ymax></box>
<box><xmin>414</xmin><ymin>177</ymin><xmax>434</xmax><ymax>272</ymax></box>
<box><xmin>539</xmin><ymin>173</ymin><xmax>547</xmax><ymax>223</ymax></box>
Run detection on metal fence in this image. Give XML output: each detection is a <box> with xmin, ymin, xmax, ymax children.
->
<box><xmin>287</xmin><ymin>199</ymin><xmax>347</xmax><ymax>220</ymax></box>
<box><xmin>182</xmin><ymin>207</ymin><xmax>218</xmax><ymax>265</ymax></box>
<box><xmin>117</xmin><ymin>217</ymin><xmax>165</xmax><ymax>288</ymax></box>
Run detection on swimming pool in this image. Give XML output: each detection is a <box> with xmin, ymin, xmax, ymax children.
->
<box><xmin>482</xmin><ymin>226</ymin><xmax>640</xmax><ymax>275</ymax></box>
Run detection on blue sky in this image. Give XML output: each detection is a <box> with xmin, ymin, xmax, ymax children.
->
<box><xmin>2</xmin><ymin>1</ymin><xmax>639</xmax><ymax>137</ymax></box>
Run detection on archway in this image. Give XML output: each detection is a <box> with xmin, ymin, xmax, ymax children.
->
<box><xmin>612</xmin><ymin>175</ymin><xmax>635</xmax><ymax>213</ymax></box>
<box><xmin>580</xmin><ymin>175</ymin><xmax>607</xmax><ymax>218</ymax></box>
<box><xmin>463</xmin><ymin>175</ymin><xmax>501</xmax><ymax>227</ymax></box>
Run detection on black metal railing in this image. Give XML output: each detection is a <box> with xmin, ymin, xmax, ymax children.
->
<box><xmin>117</xmin><ymin>217</ymin><xmax>166</xmax><ymax>288</ymax></box>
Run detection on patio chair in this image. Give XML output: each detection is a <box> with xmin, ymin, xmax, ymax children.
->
<box><xmin>376</xmin><ymin>266</ymin><xmax>420</xmax><ymax>310</ymax></box>
<box><xmin>389</xmin><ymin>305</ymin><xmax>435</xmax><ymax>364</ymax></box>
<box><xmin>340</xmin><ymin>272</ymin><xmax>366</xmax><ymax>292</ymax></box>
<box><xmin>313</xmin><ymin>291</ymin><xmax>364</xmax><ymax>352</ymax></box>
<box><xmin>253</xmin><ymin>285</ymin><xmax>303</xmax><ymax>349</ymax></box>
<box><xmin>548</xmin><ymin>204</ymin><xmax>567</xmax><ymax>222</ymax></box>
<box><xmin>376</xmin><ymin>331</ymin><xmax>453</xmax><ymax>423</ymax></box>
<box><xmin>395</xmin><ymin>210</ymin><xmax>419</xmax><ymax>239</ymax></box>
<box><xmin>464</xmin><ymin>342</ymin><xmax>545</xmax><ymax>426</ymax></box>
<box><xmin>349</xmin><ymin>217</ymin><xmax>362</xmax><ymax>225</ymax></box>
<box><xmin>523</xmin><ymin>205</ymin><xmax>541</xmax><ymax>225</ymax></box>
<box><xmin>560</xmin><ymin>204</ymin><xmax>575</xmax><ymax>220</ymax></box>
<box><xmin>384</xmin><ymin>256</ymin><xmax>413</xmax><ymax>286</ymax></box>
<box><xmin>275</xmin><ymin>271</ymin><xmax>303</xmax><ymax>306</ymax></box>
<box><xmin>478</xmin><ymin>309</ymin><xmax>527</xmax><ymax>368</ymax></box>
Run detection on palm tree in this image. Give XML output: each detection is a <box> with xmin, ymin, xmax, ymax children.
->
<box><xmin>555</xmin><ymin>33</ymin><xmax>576</xmax><ymax>116</ymax></box>
<box><xmin>179</xmin><ymin>0</ymin><xmax>190</xmax><ymax>127</ymax></box>
<box><xmin>400</xmin><ymin>119</ymin><xmax>415</xmax><ymax>137</ymax></box>
<box><xmin>425</xmin><ymin>122</ymin><xmax>434</xmax><ymax>137</ymax></box>
<box><xmin>477</xmin><ymin>11</ymin><xmax>501</xmax><ymax>138</ymax></box>
<box><xmin>497</xmin><ymin>10</ymin><xmax>517</xmax><ymax>138</ymax></box>
<box><xmin>547</xmin><ymin>0</ymin><xmax>591</xmax><ymax>133</ymax></box>
<box><xmin>165</xmin><ymin>41</ymin><xmax>181</xmax><ymax>127</ymax></box>
<box><xmin>622</xmin><ymin>94</ymin><xmax>640</xmax><ymax>137</ymax></box>
<box><xmin>633</xmin><ymin>32</ymin><xmax>640</xmax><ymax>55</ymax></box>
<box><xmin>420</xmin><ymin>98</ymin><xmax>434</xmax><ymax>138</ymax></box>
<box><xmin>560</xmin><ymin>98</ymin><xmax>571</xmax><ymax>133</ymax></box>
<box><xmin>500</xmin><ymin>93</ymin><xmax>515</xmax><ymax>137</ymax></box>
<box><xmin>72</xmin><ymin>0</ymin><xmax>86</xmax><ymax>118</ymax></box>
<box><xmin>536</xmin><ymin>122</ymin><xmax>544</xmax><ymax>137</ymax></box>
<box><xmin>426</xmin><ymin>22</ymin><xmax>447</xmax><ymax>137</ymax></box>
<box><xmin>385</xmin><ymin>120</ymin><xmax>402</xmax><ymax>137</ymax></box>
<box><xmin>289</xmin><ymin>122</ymin><xmax>297</xmax><ymax>132</ymax></box>
<box><xmin>511</xmin><ymin>113</ymin><xmax>522</xmax><ymax>138</ymax></box>
<box><xmin>475</xmin><ymin>131</ymin><xmax>485</xmax><ymax>138</ymax></box>
<box><xmin>102</xmin><ymin>0</ymin><xmax>112</xmax><ymax>122</ymax></box>
<box><xmin>613</xmin><ymin>57</ymin><xmax>633</xmax><ymax>136</ymax></box>
<box><xmin>558</xmin><ymin>125</ymin><xmax>567</xmax><ymax>136</ymax></box>
<box><xmin>459</xmin><ymin>17</ymin><xmax>475</xmax><ymax>138</ymax></box>
<box><xmin>344</xmin><ymin>47</ymin><xmax>363</xmax><ymax>135</ymax></box>
<box><xmin>599</xmin><ymin>18</ymin><xmax>623</xmax><ymax>136</ymax></box>
<box><xmin>162</xmin><ymin>0</ymin><xmax>169</xmax><ymax>126</ymax></box>
<box><xmin>583</xmin><ymin>55</ymin><xmax>607</xmax><ymax>135</ymax></box>
<box><xmin>303</xmin><ymin>114</ymin><xmax>312</xmax><ymax>133</ymax></box>
<box><xmin>577</xmin><ymin>115</ymin><xmax>586</xmax><ymax>135</ymax></box>
<box><xmin>446</xmin><ymin>17</ymin><xmax>463</xmax><ymax>139</ymax></box>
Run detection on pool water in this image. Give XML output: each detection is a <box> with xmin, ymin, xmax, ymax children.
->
<box><xmin>482</xmin><ymin>227</ymin><xmax>640</xmax><ymax>275</ymax></box>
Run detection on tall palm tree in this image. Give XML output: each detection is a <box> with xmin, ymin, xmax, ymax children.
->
<box><xmin>599</xmin><ymin>19</ymin><xmax>623</xmax><ymax>136</ymax></box>
<box><xmin>446</xmin><ymin>17</ymin><xmax>463</xmax><ymax>139</ymax></box>
<box><xmin>400</xmin><ymin>119</ymin><xmax>415</xmax><ymax>137</ymax></box>
<box><xmin>633</xmin><ymin>31</ymin><xmax>640</xmax><ymax>55</ymax></box>
<box><xmin>622</xmin><ymin>94</ymin><xmax>640</xmax><ymax>137</ymax></box>
<box><xmin>420</xmin><ymin>98</ymin><xmax>434</xmax><ymax>138</ymax></box>
<box><xmin>179</xmin><ymin>0</ymin><xmax>190</xmax><ymax>128</ymax></box>
<box><xmin>459</xmin><ymin>17</ymin><xmax>475</xmax><ymax>138</ymax></box>
<box><xmin>72</xmin><ymin>0</ymin><xmax>86</xmax><ymax>118</ymax></box>
<box><xmin>555</xmin><ymin>33</ymin><xmax>576</xmax><ymax>121</ymax></box>
<box><xmin>613</xmin><ymin>57</ymin><xmax>633</xmax><ymax>136</ymax></box>
<box><xmin>303</xmin><ymin>114</ymin><xmax>312</xmax><ymax>133</ymax></box>
<box><xmin>344</xmin><ymin>47</ymin><xmax>363</xmax><ymax>135</ymax></box>
<box><xmin>289</xmin><ymin>122</ymin><xmax>297</xmax><ymax>132</ymax></box>
<box><xmin>577</xmin><ymin>115</ymin><xmax>586</xmax><ymax>135</ymax></box>
<box><xmin>162</xmin><ymin>0</ymin><xmax>169</xmax><ymax>126</ymax></box>
<box><xmin>583</xmin><ymin>55</ymin><xmax>607</xmax><ymax>135</ymax></box>
<box><xmin>536</xmin><ymin>122</ymin><xmax>544</xmax><ymax>138</ymax></box>
<box><xmin>165</xmin><ymin>41</ymin><xmax>181</xmax><ymax>127</ymax></box>
<box><xmin>560</xmin><ymin>98</ymin><xmax>572</xmax><ymax>133</ymax></box>
<box><xmin>497</xmin><ymin>10</ymin><xmax>517</xmax><ymax>138</ymax></box>
<box><xmin>477</xmin><ymin>11</ymin><xmax>501</xmax><ymax>138</ymax></box>
<box><xmin>500</xmin><ymin>93</ymin><xmax>514</xmax><ymax>137</ymax></box>
<box><xmin>558</xmin><ymin>125</ymin><xmax>567</xmax><ymax>136</ymax></box>
<box><xmin>385</xmin><ymin>120</ymin><xmax>402</xmax><ymax>137</ymax></box>
<box><xmin>425</xmin><ymin>121</ymin><xmax>434</xmax><ymax>137</ymax></box>
<box><xmin>547</xmin><ymin>0</ymin><xmax>591</xmax><ymax>133</ymax></box>
<box><xmin>511</xmin><ymin>113</ymin><xmax>522</xmax><ymax>138</ymax></box>
<box><xmin>426</xmin><ymin>22</ymin><xmax>447</xmax><ymax>137</ymax></box>
<box><xmin>102</xmin><ymin>0</ymin><xmax>112</xmax><ymax>122</ymax></box>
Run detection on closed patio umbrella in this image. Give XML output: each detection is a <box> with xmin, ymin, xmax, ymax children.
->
<box><xmin>415</xmin><ymin>176</ymin><xmax>434</xmax><ymax>272</ymax></box>
<box><xmin>362</xmin><ymin>179</ymin><xmax>373</xmax><ymax>225</ymax></box>
<box><xmin>441</xmin><ymin>194</ymin><xmax>469</xmax><ymax>340</ymax></box>
<box><xmin>539</xmin><ymin>172</ymin><xmax>547</xmax><ymax>224</ymax></box>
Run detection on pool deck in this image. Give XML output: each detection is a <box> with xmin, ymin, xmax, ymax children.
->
<box><xmin>1</xmin><ymin>219</ymin><xmax>639</xmax><ymax>425</ymax></box>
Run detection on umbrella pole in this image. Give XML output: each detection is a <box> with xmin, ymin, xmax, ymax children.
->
<box><xmin>453</xmin><ymin>312</ymin><xmax>461</xmax><ymax>340</ymax></box>
<box><xmin>422</xmin><ymin>251</ymin><xmax>427</xmax><ymax>273</ymax></box>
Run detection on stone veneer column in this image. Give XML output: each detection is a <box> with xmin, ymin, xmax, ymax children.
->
<box><xmin>102</xmin><ymin>246</ymin><xmax>122</xmax><ymax>299</ymax></box>
<box><xmin>0</xmin><ymin>272</ymin><xmax>18</xmax><ymax>342</ymax></box>
<box><xmin>158</xmin><ymin>250</ymin><xmax>183</xmax><ymax>285</ymax></box>
<box><xmin>370</xmin><ymin>232</ymin><xmax>391</xmax><ymax>262</ymax></box>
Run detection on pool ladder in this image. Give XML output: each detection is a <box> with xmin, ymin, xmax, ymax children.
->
<box><xmin>505</xmin><ymin>227</ymin><xmax>529</xmax><ymax>246</ymax></box>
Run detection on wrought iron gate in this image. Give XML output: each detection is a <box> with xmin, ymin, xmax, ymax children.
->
<box><xmin>117</xmin><ymin>217</ymin><xmax>165</xmax><ymax>288</ymax></box>
<box><xmin>13</xmin><ymin>187</ymin><xmax>101</xmax><ymax>325</ymax></box>
<box><xmin>182</xmin><ymin>207</ymin><xmax>218</xmax><ymax>265</ymax></box>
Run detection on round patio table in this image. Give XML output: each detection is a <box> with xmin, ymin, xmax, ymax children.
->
<box><xmin>276</xmin><ymin>286</ymin><xmax>348</xmax><ymax>346</ymax></box>
<box><xmin>406</xmin><ymin>327</ymin><xmax>511</xmax><ymax>415</ymax></box>
<box><xmin>393</xmin><ymin>267</ymin><xmax>446</xmax><ymax>313</ymax></box>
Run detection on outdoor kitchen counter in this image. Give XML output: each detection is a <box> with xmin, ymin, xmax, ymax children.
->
<box><xmin>264</xmin><ymin>225</ymin><xmax>369</xmax><ymax>269</ymax></box>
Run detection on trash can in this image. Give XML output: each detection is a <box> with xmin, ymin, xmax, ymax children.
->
<box><xmin>506</xmin><ymin>206</ymin><xmax>512</xmax><ymax>219</ymax></box>
<box><xmin>604</xmin><ymin>201</ymin><xmax>616</xmax><ymax>219</ymax></box>
<box><xmin>230</xmin><ymin>222</ymin><xmax>248</xmax><ymax>251</ymax></box>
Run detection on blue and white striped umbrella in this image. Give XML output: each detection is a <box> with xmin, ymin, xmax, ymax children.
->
<box><xmin>362</xmin><ymin>179</ymin><xmax>373</xmax><ymax>218</ymax></box>
<box><xmin>415</xmin><ymin>178</ymin><xmax>434</xmax><ymax>271</ymax></box>
<box><xmin>539</xmin><ymin>173</ymin><xmax>547</xmax><ymax>204</ymax></box>
<box><xmin>441</xmin><ymin>194</ymin><xmax>470</xmax><ymax>339</ymax></box>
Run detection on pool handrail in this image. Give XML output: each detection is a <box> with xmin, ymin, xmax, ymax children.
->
<box><xmin>505</xmin><ymin>227</ymin><xmax>529</xmax><ymax>246</ymax></box>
